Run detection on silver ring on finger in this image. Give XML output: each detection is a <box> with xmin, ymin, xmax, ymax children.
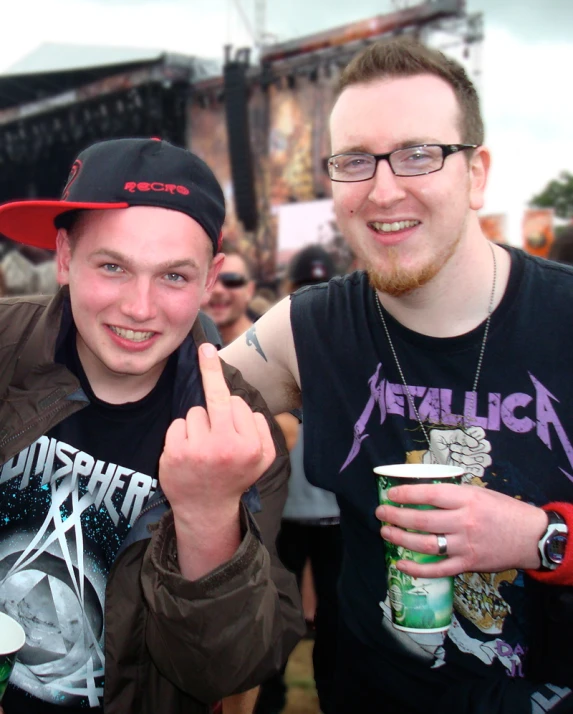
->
<box><xmin>436</xmin><ymin>534</ymin><xmax>448</xmax><ymax>557</ymax></box>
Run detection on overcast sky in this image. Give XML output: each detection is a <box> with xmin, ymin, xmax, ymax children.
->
<box><xmin>1</xmin><ymin>0</ymin><xmax>571</xmax><ymax>245</ymax></box>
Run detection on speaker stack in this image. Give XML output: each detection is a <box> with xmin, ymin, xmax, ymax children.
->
<box><xmin>223</xmin><ymin>58</ymin><xmax>258</xmax><ymax>232</ymax></box>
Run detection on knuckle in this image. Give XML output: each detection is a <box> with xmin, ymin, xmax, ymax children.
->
<box><xmin>244</xmin><ymin>439</ymin><xmax>263</xmax><ymax>461</ymax></box>
<box><xmin>215</xmin><ymin>447</ymin><xmax>235</xmax><ymax>467</ymax></box>
<box><xmin>206</xmin><ymin>392</ymin><xmax>229</xmax><ymax>407</ymax></box>
<box><xmin>411</xmin><ymin>511</ymin><xmax>430</xmax><ymax>531</ymax></box>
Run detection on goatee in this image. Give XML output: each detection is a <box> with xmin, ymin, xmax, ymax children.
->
<box><xmin>366</xmin><ymin>241</ymin><xmax>459</xmax><ymax>298</ymax></box>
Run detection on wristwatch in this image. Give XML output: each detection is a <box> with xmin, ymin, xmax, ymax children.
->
<box><xmin>538</xmin><ymin>511</ymin><xmax>568</xmax><ymax>570</ymax></box>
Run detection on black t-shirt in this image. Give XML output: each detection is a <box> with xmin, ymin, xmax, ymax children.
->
<box><xmin>0</xmin><ymin>331</ymin><xmax>174</xmax><ymax>711</ymax></box>
<box><xmin>291</xmin><ymin>246</ymin><xmax>573</xmax><ymax>713</ymax></box>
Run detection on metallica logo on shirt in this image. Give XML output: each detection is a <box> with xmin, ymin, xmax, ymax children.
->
<box><xmin>0</xmin><ymin>436</ymin><xmax>158</xmax><ymax>707</ymax></box>
<box><xmin>341</xmin><ymin>365</ymin><xmax>573</xmax><ymax>478</ymax></box>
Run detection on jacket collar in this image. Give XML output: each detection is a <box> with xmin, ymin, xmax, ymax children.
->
<box><xmin>12</xmin><ymin>287</ymin><xmax>73</xmax><ymax>387</ymax></box>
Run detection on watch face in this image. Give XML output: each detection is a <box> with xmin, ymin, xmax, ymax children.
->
<box><xmin>546</xmin><ymin>533</ymin><xmax>568</xmax><ymax>565</ymax></box>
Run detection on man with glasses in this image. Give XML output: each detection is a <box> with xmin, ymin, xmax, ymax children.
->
<box><xmin>326</xmin><ymin>143</ymin><xmax>477</xmax><ymax>183</ymax></box>
<box><xmin>221</xmin><ymin>36</ymin><xmax>573</xmax><ymax>713</ymax></box>
<box><xmin>202</xmin><ymin>239</ymin><xmax>257</xmax><ymax>347</ymax></box>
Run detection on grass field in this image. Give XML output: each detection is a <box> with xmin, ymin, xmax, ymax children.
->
<box><xmin>283</xmin><ymin>639</ymin><xmax>321</xmax><ymax>714</ymax></box>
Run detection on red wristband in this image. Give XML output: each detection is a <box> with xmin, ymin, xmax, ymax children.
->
<box><xmin>526</xmin><ymin>502</ymin><xmax>573</xmax><ymax>585</ymax></box>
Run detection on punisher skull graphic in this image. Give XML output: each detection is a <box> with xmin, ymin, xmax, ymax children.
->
<box><xmin>454</xmin><ymin>569</ymin><xmax>518</xmax><ymax>635</ymax></box>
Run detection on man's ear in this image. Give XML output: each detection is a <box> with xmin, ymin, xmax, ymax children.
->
<box><xmin>204</xmin><ymin>252</ymin><xmax>225</xmax><ymax>295</ymax></box>
<box><xmin>56</xmin><ymin>229</ymin><xmax>72</xmax><ymax>285</ymax></box>
<box><xmin>469</xmin><ymin>145</ymin><xmax>491</xmax><ymax>211</ymax></box>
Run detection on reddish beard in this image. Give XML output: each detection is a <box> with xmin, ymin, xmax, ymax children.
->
<box><xmin>366</xmin><ymin>240</ymin><xmax>459</xmax><ymax>297</ymax></box>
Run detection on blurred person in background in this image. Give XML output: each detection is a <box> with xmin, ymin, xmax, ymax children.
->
<box><xmin>0</xmin><ymin>248</ymin><xmax>58</xmax><ymax>296</ymax></box>
<box><xmin>202</xmin><ymin>238</ymin><xmax>256</xmax><ymax>347</ymax></box>
<box><xmin>282</xmin><ymin>246</ymin><xmax>343</xmax><ymax>714</ymax></box>
<box><xmin>0</xmin><ymin>236</ymin><xmax>58</xmax><ymax>296</ymax></box>
<box><xmin>548</xmin><ymin>225</ymin><xmax>573</xmax><ymax>266</ymax></box>
<box><xmin>256</xmin><ymin>246</ymin><xmax>342</xmax><ymax>714</ymax></box>
<box><xmin>249</xmin><ymin>285</ymin><xmax>278</xmax><ymax>320</ymax></box>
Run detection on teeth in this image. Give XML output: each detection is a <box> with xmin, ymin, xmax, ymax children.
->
<box><xmin>110</xmin><ymin>326</ymin><xmax>155</xmax><ymax>342</ymax></box>
<box><xmin>371</xmin><ymin>220</ymin><xmax>420</xmax><ymax>233</ymax></box>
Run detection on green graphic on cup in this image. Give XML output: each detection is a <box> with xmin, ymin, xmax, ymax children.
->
<box><xmin>0</xmin><ymin>612</ymin><xmax>26</xmax><ymax>701</ymax></box>
<box><xmin>374</xmin><ymin>463</ymin><xmax>464</xmax><ymax>633</ymax></box>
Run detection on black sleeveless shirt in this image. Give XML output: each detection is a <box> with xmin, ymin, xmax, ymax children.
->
<box><xmin>290</xmin><ymin>246</ymin><xmax>573</xmax><ymax>711</ymax></box>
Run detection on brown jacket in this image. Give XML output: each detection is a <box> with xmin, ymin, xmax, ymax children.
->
<box><xmin>0</xmin><ymin>289</ymin><xmax>305</xmax><ymax>713</ymax></box>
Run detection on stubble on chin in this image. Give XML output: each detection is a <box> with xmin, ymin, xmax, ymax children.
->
<box><xmin>367</xmin><ymin>259</ymin><xmax>440</xmax><ymax>297</ymax></box>
<box><xmin>366</xmin><ymin>240</ymin><xmax>460</xmax><ymax>298</ymax></box>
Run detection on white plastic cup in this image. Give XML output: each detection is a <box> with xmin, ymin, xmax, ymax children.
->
<box><xmin>0</xmin><ymin>612</ymin><xmax>26</xmax><ymax>701</ymax></box>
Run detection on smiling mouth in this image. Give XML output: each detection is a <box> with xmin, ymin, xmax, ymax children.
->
<box><xmin>369</xmin><ymin>220</ymin><xmax>420</xmax><ymax>233</ymax></box>
<box><xmin>109</xmin><ymin>326</ymin><xmax>156</xmax><ymax>342</ymax></box>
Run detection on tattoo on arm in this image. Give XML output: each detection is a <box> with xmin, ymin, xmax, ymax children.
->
<box><xmin>245</xmin><ymin>325</ymin><xmax>268</xmax><ymax>362</ymax></box>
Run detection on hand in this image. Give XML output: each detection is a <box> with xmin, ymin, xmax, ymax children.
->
<box><xmin>376</xmin><ymin>483</ymin><xmax>548</xmax><ymax>578</ymax></box>
<box><xmin>222</xmin><ymin>687</ymin><xmax>260</xmax><ymax>713</ymax></box>
<box><xmin>159</xmin><ymin>342</ymin><xmax>276</xmax><ymax>578</ymax></box>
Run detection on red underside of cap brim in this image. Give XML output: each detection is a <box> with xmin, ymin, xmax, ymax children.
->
<box><xmin>0</xmin><ymin>200</ymin><xmax>130</xmax><ymax>250</ymax></box>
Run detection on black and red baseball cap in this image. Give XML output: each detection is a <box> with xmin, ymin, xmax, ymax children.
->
<box><xmin>0</xmin><ymin>137</ymin><xmax>226</xmax><ymax>254</ymax></box>
<box><xmin>288</xmin><ymin>245</ymin><xmax>336</xmax><ymax>286</ymax></box>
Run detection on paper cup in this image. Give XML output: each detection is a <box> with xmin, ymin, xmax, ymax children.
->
<box><xmin>374</xmin><ymin>463</ymin><xmax>464</xmax><ymax>633</ymax></box>
<box><xmin>0</xmin><ymin>612</ymin><xmax>26</xmax><ymax>701</ymax></box>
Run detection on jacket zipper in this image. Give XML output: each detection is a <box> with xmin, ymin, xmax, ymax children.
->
<box><xmin>0</xmin><ymin>401</ymin><xmax>73</xmax><ymax>450</ymax></box>
<box><xmin>133</xmin><ymin>494</ymin><xmax>168</xmax><ymax>522</ymax></box>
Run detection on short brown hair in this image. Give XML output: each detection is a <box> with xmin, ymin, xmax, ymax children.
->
<box><xmin>337</xmin><ymin>37</ymin><xmax>484</xmax><ymax>145</ymax></box>
<box><xmin>56</xmin><ymin>210</ymin><xmax>87</xmax><ymax>253</ymax></box>
<box><xmin>220</xmin><ymin>238</ymin><xmax>253</xmax><ymax>278</ymax></box>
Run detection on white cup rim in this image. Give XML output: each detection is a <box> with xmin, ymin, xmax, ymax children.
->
<box><xmin>0</xmin><ymin>612</ymin><xmax>26</xmax><ymax>656</ymax></box>
<box><xmin>373</xmin><ymin>464</ymin><xmax>465</xmax><ymax>479</ymax></box>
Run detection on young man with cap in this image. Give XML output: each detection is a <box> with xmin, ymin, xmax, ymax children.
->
<box><xmin>0</xmin><ymin>138</ymin><xmax>304</xmax><ymax>714</ymax></box>
<box><xmin>221</xmin><ymin>38</ymin><xmax>573</xmax><ymax>713</ymax></box>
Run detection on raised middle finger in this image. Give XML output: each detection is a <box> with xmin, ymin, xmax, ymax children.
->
<box><xmin>198</xmin><ymin>342</ymin><xmax>233</xmax><ymax>430</ymax></box>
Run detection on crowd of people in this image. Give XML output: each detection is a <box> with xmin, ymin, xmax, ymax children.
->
<box><xmin>0</xmin><ymin>35</ymin><xmax>572</xmax><ymax>714</ymax></box>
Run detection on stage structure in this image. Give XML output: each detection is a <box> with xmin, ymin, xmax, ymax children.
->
<box><xmin>190</xmin><ymin>0</ymin><xmax>483</xmax><ymax>278</ymax></box>
<box><xmin>0</xmin><ymin>0</ymin><xmax>483</xmax><ymax>280</ymax></box>
<box><xmin>0</xmin><ymin>52</ymin><xmax>217</xmax><ymax>203</ymax></box>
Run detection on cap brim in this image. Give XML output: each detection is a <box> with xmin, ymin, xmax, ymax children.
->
<box><xmin>0</xmin><ymin>200</ymin><xmax>130</xmax><ymax>250</ymax></box>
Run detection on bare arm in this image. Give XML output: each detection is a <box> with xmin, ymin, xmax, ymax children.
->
<box><xmin>220</xmin><ymin>296</ymin><xmax>301</xmax><ymax>415</ymax></box>
<box><xmin>222</xmin><ymin>687</ymin><xmax>260</xmax><ymax>713</ymax></box>
<box><xmin>274</xmin><ymin>412</ymin><xmax>300</xmax><ymax>451</ymax></box>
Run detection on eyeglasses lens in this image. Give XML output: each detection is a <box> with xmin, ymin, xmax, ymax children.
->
<box><xmin>328</xmin><ymin>145</ymin><xmax>447</xmax><ymax>181</ymax></box>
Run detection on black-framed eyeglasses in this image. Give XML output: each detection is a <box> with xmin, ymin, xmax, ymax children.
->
<box><xmin>325</xmin><ymin>144</ymin><xmax>478</xmax><ymax>182</ymax></box>
<box><xmin>218</xmin><ymin>272</ymin><xmax>248</xmax><ymax>289</ymax></box>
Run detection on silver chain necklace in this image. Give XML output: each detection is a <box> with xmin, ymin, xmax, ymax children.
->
<box><xmin>374</xmin><ymin>242</ymin><xmax>497</xmax><ymax>451</ymax></box>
